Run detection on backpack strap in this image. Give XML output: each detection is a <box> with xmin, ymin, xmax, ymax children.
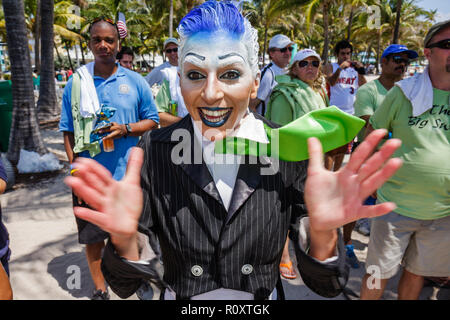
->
<box><xmin>259</xmin><ymin>63</ymin><xmax>274</xmax><ymax>116</ymax></box>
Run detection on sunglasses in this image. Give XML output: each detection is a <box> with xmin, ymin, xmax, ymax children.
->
<box><xmin>275</xmin><ymin>47</ymin><xmax>294</xmax><ymax>53</ymax></box>
<box><xmin>165</xmin><ymin>48</ymin><xmax>178</xmax><ymax>54</ymax></box>
<box><xmin>89</xmin><ymin>17</ymin><xmax>119</xmax><ymax>34</ymax></box>
<box><xmin>298</xmin><ymin>60</ymin><xmax>320</xmax><ymax>68</ymax></box>
<box><xmin>426</xmin><ymin>38</ymin><xmax>450</xmax><ymax>50</ymax></box>
<box><xmin>391</xmin><ymin>55</ymin><xmax>410</xmax><ymax>65</ymax></box>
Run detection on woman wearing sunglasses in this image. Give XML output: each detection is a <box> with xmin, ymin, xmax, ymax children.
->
<box><xmin>265</xmin><ymin>49</ymin><xmax>329</xmax><ymax>280</ymax></box>
<box><xmin>265</xmin><ymin>49</ymin><xmax>328</xmax><ymax>126</ymax></box>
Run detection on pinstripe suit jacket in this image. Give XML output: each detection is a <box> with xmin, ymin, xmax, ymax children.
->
<box><xmin>101</xmin><ymin>114</ymin><xmax>349</xmax><ymax>299</ymax></box>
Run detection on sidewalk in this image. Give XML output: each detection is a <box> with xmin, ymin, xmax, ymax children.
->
<box><xmin>1</xmin><ymin>123</ymin><xmax>448</xmax><ymax>300</ymax></box>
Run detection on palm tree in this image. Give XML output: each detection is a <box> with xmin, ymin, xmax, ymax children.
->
<box><xmin>250</xmin><ymin>0</ymin><xmax>310</xmax><ymax>65</ymax></box>
<box><xmin>392</xmin><ymin>0</ymin><xmax>402</xmax><ymax>44</ymax></box>
<box><xmin>344</xmin><ymin>0</ymin><xmax>371</xmax><ymax>42</ymax></box>
<box><xmin>169</xmin><ymin>0</ymin><xmax>174</xmax><ymax>37</ymax></box>
<box><xmin>37</xmin><ymin>0</ymin><xmax>58</xmax><ymax>118</ymax></box>
<box><xmin>34</xmin><ymin>0</ymin><xmax>41</xmax><ymax>73</ymax></box>
<box><xmin>2</xmin><ymin>0</ymin><xmax>47</xmax><ymax>165</ymax></box>
<box><xmin>304</xmin><ymin>0</ymin><xmax>334</xmax><ymax>63</ymax></box>
<box><xmin>53</xmin><ymin>0</ymin><xmax>85</xmax><ymax>69</ymax></box>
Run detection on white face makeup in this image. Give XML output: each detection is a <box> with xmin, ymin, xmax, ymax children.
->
<box><xmin>179</xmin><ymin>32</ymin><xmax>259</xmax><ymax>141</ymax></box>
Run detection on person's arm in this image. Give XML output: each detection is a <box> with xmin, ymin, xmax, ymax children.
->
<box><xmin>351</xmin><ymin>61</ymin><xmax>367</xmax><ymax>87</ymax></box>
<box><xmin>325</xmin><ymin>63</ymin><xmax>342</xmax><ymax>87</ymax></box>
<box><xmin>104</xmin><ymin>76</ymin><xmax>160</xmax><ymax>139</ymax></box>
<box><xmin>158</xmin><ymin>112</ymin><xmax>182</xmax><ymax>127</ymax></box>
<box><xmin>0</xmin><ymin>177</ymin><xmax>6</xmax><ymax>195</ymax></box>
<box><xmin>103</xmin><ymin>119</ymin><xmax>158</xmax><ymax>140</ymax></box>
<box><xmin>248</xmin><ymin>97</ymin><xmax>262</xmax><ymax>113</ymax></box>
<box><xmin>65</xmin><ymin>148</ymin><xmax>143</xmax><ymax>259</ymax></box>
<box><xmin>144</xmin><ymin>68</ymin><xmax>162</xmax><ymax>88</ymax></box>
<box><xmin>63</xmin><ymin>131</ymin><xmax>76</xmax><ymax>164</ymax></box>
<box><xmin>0</xmin><ymin>264</ymin><xmax>12</xmax><ymax>300</ymax></box>
<box><xmin>362</xmin><ymin>117</ymin><xmax>373</xmax><ymax>137</ymax></box>
<box><xmin>304</xmin><ymin>129</ymin><xmax>403</xmax><ymax>262</ymax></box>
<box><xmin>325</xmin><ymin>61</ymin><xmax>351</xmax><ymax>87</ymax></box>
<box><xmin>65</xmin><ymin>140</ymin><xmax>165</xmax><ymax>298</ymax></box>
<box><xmin>358</xmin><ymin>73</ymin><xmax>367</xmax><ymax>87</ymax></box>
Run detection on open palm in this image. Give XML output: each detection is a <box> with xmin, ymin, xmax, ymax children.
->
<box><xmin>65</xmin><ymin>147</ymin><xmax>144</xmax><ymax>239</ymax></box>
<box><xmin>305</xmin><ymin>129</ymin><xmax>402</xmax><ymax>233</ymax></box>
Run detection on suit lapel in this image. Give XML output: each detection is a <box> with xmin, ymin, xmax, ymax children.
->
<box><xmin>162</xmin><ymin>116</ymin><xmax>274</xmax><ymax>215</ymax></box>
<box><xmin>174</xmin><ymin>118</ymin><xmax>224</xmax><ymax>207</ymax></box>
<box><xmin>226</xmin><ymin>155</ymin><xmax>263</xmax><ymax>221</ymax></box>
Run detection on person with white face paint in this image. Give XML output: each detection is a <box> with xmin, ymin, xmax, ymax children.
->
<box><xmin>65</xmin><ymin>1</ymin><xmax>403</xmax><ymax>300</ymax></box>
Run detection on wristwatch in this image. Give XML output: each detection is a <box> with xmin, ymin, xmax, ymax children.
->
<box><xmin>125</xmin><ymin>123</ymin><xmax>132</xmax><ymax>136</ymax></box>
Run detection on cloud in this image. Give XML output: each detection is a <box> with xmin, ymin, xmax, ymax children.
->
<box><xmin>435</xmin><ymin>12</ymin><xmax>450</xmax><ymax>22</ymax></box>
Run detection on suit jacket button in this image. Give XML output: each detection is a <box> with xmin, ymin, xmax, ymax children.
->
<box><xmin>191</xmin><ymin>265</ymin><xmax>203</xmax><ymax>277</ymax></box>
<box><xmin>241</xmin><ymin>264</ymin><xmax>253</xmax><ymax>275</ymax></box>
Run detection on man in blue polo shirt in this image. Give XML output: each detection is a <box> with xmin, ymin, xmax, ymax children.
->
<box><xmin>59</xmin><ymin>18</ymin><xmax>159</xmax><ymax>300</ymax></box>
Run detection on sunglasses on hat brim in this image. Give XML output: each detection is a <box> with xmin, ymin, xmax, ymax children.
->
<box><xmin>89</xmin><ymin>17</ymin><xmax>119</xmax><ymax>34</ymax></box>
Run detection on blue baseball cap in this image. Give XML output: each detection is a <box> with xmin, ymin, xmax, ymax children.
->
<box><xmin>381</xmin><ymin>44</ymin><xmax>418</xmax><ymax>59</ymax></box>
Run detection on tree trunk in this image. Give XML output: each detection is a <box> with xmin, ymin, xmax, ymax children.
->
<box><xmin>54</xmin><ymin>40</ymin><xmax>62</xmax><ymax>66</ymax></box>
<box><xmin>79</xmin><ymin>39</ymin><xmax>86</xmax><ymax>65</ymax></box>
<box><xmin>65</xmin><ymin>41</ymin><xmax>74</xmax><ymax>71</ymax></box>
<box><xmin>322</xmin><ymin>1</ymin><xmax>330</xmax><ymax>63</ymax></box>
<box><xmin>365</xmin><ymin>44</ymin><xmax>373</xmax><ymax>65</ymax></box>
<box><xmin>392</xmin><ymin>0</ymin><xmax>402</xmax><ymax>44</ymax></box>
<box><xmin>263</xmin><ymin>25</ymin><xmax>268</xmax><ymax>66</ymax></box>
<box><xmin>376</xmin><ymin>29</ymin><xmax>381</xmax><ymax>74</ymax></box>
<box><xmin>2</xmin><ymin>0</ymin><xmax>47</xmax><ymax>165</ymax></box>
<box><xmin>34</xmin><ymin>0</ymin><xmax>41</xmax><ymax>73</ymax></box>
<box><xmin>37</xmin><ymin>0</ymin><xmax>58</xmax><ymax>118</ymax></box>
<box><xmin>346</xmin><ymin>6</ymin><xmax>354</xmax><ymax>42</ymax></box>
<box><xmin>169</xmin><ymin>0</ymin><xmax>174</xmax><ymax>38</ymax></box>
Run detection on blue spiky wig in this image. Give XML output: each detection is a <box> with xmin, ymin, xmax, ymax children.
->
<box><xmin>177</xmin><ymin>0</ymin><xmax>260</xmax><ymax>77</ymax></box>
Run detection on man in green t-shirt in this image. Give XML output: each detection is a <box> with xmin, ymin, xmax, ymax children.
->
<box><xmin>354</xmin><ymin>44</ymin><xmax>418</xmax><ymax>143</ymax></box>
<box><xmin>347</xmin><ymin>45</ymin><xmax>417</xmax><ymax>255</ymax></box>
<box><xmin>360</xmin><ymin>20</ymin><xmax>450</xmax><ymax>300</ymax></box>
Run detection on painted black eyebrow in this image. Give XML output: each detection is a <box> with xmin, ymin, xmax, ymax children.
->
<box><xmin>185</xmin><ymin>52</ymin><xmax>205</xmax><ymax>61</ymax></box>
<box><xmin>218</xmin><ymin>53</ymin><xmax>245</xmax><ymax>61</ymax></box>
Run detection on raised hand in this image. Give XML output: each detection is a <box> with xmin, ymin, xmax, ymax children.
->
<box><xmin>64</xmin><ymin>147</ymin><xmax>144</xmax><ymax>242</ymax></box>
<box><xmin>305</xmin><ymin>129</ymin><xmax>403</xmax><ymax>233</ymax></box>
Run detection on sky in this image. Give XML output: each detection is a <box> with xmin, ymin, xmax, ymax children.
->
<box><xmin>417</xmin><ymin>0</ymin><xmax>450</xmax><ymax>22</ymax></box>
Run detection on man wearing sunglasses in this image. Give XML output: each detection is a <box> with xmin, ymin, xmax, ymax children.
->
<box><xmin>360</xmin><ymin>20</ymin><xmax>450</xmax><ymax>300</ymax></box>
<box><xmin>355</xmin><ymin>44</ymin><xmax>417</xmax><ymax>142</ymax></box>
<box><xmin>249</xmin><ymin>34</ymin><xmax>294</xmax><ymax>116</ymax></box>
<box><xmin>351</xmin><ymin>44</ymin><xmax>417</xmax><ymax>247</ymax></box>
<box><xmin>145</xmin><ymin>38</ymin><xmax>179</xmax><ymax>89</ymax></box>
<box><xmin>145</xmin><ymin>38</ymin><xmax>189</xmax><ymax>127</ymax></box>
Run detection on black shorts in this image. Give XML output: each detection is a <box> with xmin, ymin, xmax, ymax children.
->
<box><xmin>72</xmin><ymin>193</ymin><xmax>109</xmax><ymax>245</ymax></box>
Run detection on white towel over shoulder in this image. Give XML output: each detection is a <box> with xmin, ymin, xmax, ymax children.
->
<box><xmin>395</xmin><ymin>66</ymin><xmax>433</xmax><ymax>117</ymax></box>
<box><xmin>77</xmin><ymin>62</ymin><xmax>100</xmax><ymax>118</ymax></box>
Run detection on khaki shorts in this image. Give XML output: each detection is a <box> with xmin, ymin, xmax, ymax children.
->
<box><xmin>366</xmin><ymin>211</ymin><xmax>450</xmax><ymax>279</ymax></box>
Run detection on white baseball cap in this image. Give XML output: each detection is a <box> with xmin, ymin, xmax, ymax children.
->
<box><xmin>268</xmin><ymin>34</ymin><xmax>293</xmax><ymax>49</ymax></box>
<box><xmin>292</xmin><ymin>49</ymin><xmax>321</xmax><ymax>63</ymax></box>
<box><xmin>164</xmin><ymin>37</ymin><xmax>179</xmax><ymax>48</ymax></box>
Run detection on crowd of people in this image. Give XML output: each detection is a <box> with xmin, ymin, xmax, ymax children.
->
<box><xmin>0</xmin><ymin>1</ymin><xmax>448</xmax><ymax>301</ymax></box>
